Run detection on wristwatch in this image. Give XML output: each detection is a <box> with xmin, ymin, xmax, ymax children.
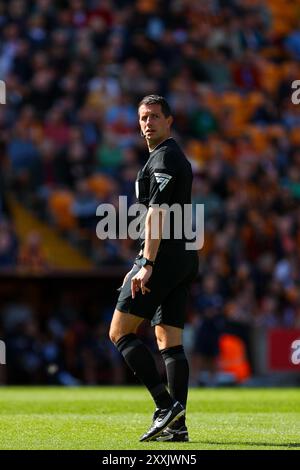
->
<box><xmin>140</xmin><ymin>257</ymin><xmax>155</xmax><ymax>268</ymax></box>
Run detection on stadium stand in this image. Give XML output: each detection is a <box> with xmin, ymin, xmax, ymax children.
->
<box><xmin>1</xmin><ymin>0</ymin><xmax>300</xmax><ymax>384</ymax></box>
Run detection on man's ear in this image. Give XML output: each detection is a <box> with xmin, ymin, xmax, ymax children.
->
<box><xmin>167</xmin><ymin>116</ymin><xmax>173</xmax><ymax>127</ymax></box>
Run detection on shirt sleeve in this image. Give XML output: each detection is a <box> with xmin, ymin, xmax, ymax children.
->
<box><xmin>148</xmin><ymin>150</ymin><xmax>176</xmax><ymax>206</ymax></box>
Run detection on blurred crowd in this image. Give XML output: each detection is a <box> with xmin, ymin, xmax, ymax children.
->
<box><xmin>0</xmin><ymin>285</ymin><xmax>251</xmax><ymax>386</ymax></box>
<box><xmin>1</xmin><ymin>0</ymin><xmax>300</xmax><ymax>383</ymax></box>
<box><xmin>0</xmin><ymin>289</ymin><xmax>126</xmax><ymax>385</ymax></box>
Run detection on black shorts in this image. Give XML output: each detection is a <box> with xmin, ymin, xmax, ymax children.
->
<box><xmin>116</xmin><ymin>246</ymin><xmax>198</xmax><ymax>329</ymax></box>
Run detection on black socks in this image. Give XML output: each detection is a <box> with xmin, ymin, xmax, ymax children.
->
<box><xmin>116</xmin><ymin>334</ymin><xmax>173</xmax><ymax>410</ymax></box>
<box><xmin>160</xmin><ymin>345</ymin><xmax>189</xmax><ymax>427</ymax></box>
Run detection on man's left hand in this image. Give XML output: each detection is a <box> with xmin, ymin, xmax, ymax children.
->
<box><xmin>131</xmin><ymin>266</ymin><xmax>152</xmax><ymax>298</ymax></box>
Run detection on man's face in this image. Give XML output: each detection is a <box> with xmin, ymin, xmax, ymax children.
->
<box><xmin>138</xmin><ymin>103</ymin><xmax>173</xmax><ymax>148</ymax></box>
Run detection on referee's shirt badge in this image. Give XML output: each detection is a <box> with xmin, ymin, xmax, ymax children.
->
<box><xmin>154</xmin><ymin>172</ymin><xmax>172</xmax><ymax>191</ymax></box>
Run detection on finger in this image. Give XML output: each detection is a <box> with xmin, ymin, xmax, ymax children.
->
<box><xmin>131</xmin><ymin>278</ymin><xmax>137</xmax><ymax>298</ymax></box>
<box><xmin>131</xmin><ymin>278</ymin><xmax>140</xmax><ymax>298</ymax></box>
<box><xmin>141</xmin><ymin>285</ymin><xmax>151</xmax><ymax>295</ymax></box>
<box><xmin>141</xmin><ymin>280</ymin><xmax>145</xmax><ymax>295</ymax></box>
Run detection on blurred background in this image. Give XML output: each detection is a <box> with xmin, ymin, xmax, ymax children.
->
<box><xmin>0</xmin><ymin>0</ymin><xmax>300</xmax><ymax>387</ymax></box>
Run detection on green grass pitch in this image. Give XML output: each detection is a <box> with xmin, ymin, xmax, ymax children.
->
<box><xmin>0</xmin><ymin>387</ymin><xmax>299</xmax><ymax>450</ymax></box>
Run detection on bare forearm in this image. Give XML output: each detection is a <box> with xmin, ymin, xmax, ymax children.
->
<box><xmin>143</xmin><ymin>233</ymin><xmax>161</xmax><ymax>261</ymax></box>
<box><xmin>143</xmin><ymin>207</ymin><xmax>165</xmax><ymax>261</ymax></box>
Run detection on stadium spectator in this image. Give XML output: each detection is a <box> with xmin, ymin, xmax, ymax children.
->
<box><xmin>18</xmin><ymin>231</ymin><xmax>48</xmax><ymax>272</ymax></box>
<box><xmin>0</xmin><ymin>220</ymin><xmax>18</xmax><ymax>269</ymax></box>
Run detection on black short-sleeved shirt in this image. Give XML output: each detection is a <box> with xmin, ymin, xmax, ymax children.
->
<box><xmin>135</xmin><ymin>137</ymin><xmax>193</xmax><ymax>249</ymax></box>
<box><xmin>116</xmin><ymin>137</ymin><xmax>198</xmax><ymax>328</ymax></box>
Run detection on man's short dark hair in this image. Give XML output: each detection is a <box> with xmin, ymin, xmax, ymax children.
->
<box><xmin>138</xmin><ymin>95</ymin><xmax>172</xmax><ymax>118</ymax></box>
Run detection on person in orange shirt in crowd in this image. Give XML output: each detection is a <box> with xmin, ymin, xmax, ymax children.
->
<box><xmin>18</xmin><ymin>231</ymin><xmax>48</xmax><ymax>272</ymax></box>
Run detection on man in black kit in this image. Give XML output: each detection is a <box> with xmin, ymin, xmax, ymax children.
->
<box><xmin>109</xmin><ymin>95</ymin><xmax>198</xmax><ymax>442</ymax></box>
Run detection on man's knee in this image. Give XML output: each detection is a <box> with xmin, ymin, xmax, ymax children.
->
<box><xmin>155</xmin><ymin>325</ymin><xmax>182</xmax><ymax>350</ymax></box>
<box><xmin>109</xmin><ymin>327</ymin><xmax>120</xmax><ymax>345</ymax></box>
<box><xmin>109</xmin><ymin>324</ymin><xmax>128</xmax><ymax>344</ymax></box>
<box><xmin>156</xmin><ymin>333</ymin><xmax>166</xmax><ymax>349</ymax></box>
<box><xmin>110</xmin><ymin>327</ymin><xmax>138</xmax><ymax>345</ymax></box>
<box><xmin>156</xmin><ymin>331</ymin><xmax>172</xmax><ymax>350</ymax></box>
<box><xmin>109</xmin><ymin>310</ymin><xmax>143</xmax><ymax>344</ymax></box>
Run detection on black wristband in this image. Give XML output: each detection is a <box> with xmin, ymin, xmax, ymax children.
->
<box><xmin>139</xmin><ymin>257</ymin><xmax>155</xmax><ymax>268</ymax></box>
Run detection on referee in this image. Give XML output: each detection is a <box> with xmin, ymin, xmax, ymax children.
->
<box><xmin>109</xmin><ymin>95</ymin><xmax>198</xmax><ymax>442</ymax></box>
